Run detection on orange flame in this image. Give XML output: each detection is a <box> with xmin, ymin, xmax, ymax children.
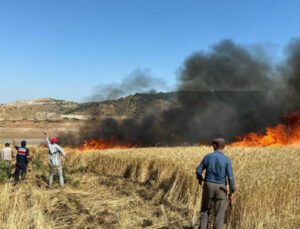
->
<box><xmin>232</xmin><ymin>112</ymin><xmax>300</xmax><ymax>146</ymax></box>
<box><xmin>79</xmin><ymin>139</ymin><xmax>134</xmax><ymax>150</ymax></box>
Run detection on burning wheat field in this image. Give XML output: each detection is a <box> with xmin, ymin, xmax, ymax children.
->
<box><xmin>2</xmin><ymin>5</ymin><xmax>300</xmax><ymax>228</ymax></box>
<box><xmin>0</xmin><ymin>143</ymin><xmax>299</xmax><ymax>229</ymax></box>
<box><xmin>1</xmin><ymin>40</ymin><xmax>300</xmax><ymax>228</ymax></box>
<box><xmin>2</xmin><ymin>39</ymin><xmax>300</xmax><ymax>229</ymax></box>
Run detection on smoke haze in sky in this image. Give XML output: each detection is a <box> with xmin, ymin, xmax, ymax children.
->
<box><xmin>62</xmin><ymin>38</ymin><xmax>300</xmax><ymax>146</ymax></box>
<box><xmin>86</xmin><ymin>69</ymin><xmax>167</xmax><ymax>102</ymax></box>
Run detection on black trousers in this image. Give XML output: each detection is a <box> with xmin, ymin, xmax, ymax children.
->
<box><xmin>14</xmin><ymin>162</ymin><xmax>27</xmax><ymax>182</ymax></box>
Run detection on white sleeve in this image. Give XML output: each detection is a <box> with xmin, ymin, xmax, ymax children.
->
<box><xmin>46</xmin><ymin>138</ymin><xmax>51</xmax><ymax>148</ymax></box>
<box><xmin>56</xmin><ymin>145</ymin><xmax>66</xmax><ymax>157</ymax></box>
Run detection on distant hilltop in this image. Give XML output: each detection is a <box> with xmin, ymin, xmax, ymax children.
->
<box><xmin>12</xmin><ymin>98</ymin><xmax>66</xmax><ymax>105</ymax></box>
<box><xmin>0</xmin><ymin>98</ymin><xmax>81</xmax><ymax>121</ymax></box>
<box><xmin>0</xmin><ymin>93</ymin><xmax>176</xmax><ymax>121</ymax></box>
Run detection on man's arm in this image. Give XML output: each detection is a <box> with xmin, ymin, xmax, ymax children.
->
<box><xmin>56</xmin><ymin>145</ymin><xmax>67</xmax><ymax>159</ymax></box>
<box><xmin>26</xmin><ymin>148</ymin><xmax>32</xmax><ymax>161</ymax></box>
<box><xmin>12</xmin><ymin>139</ymin><xmax>19</xmax><ymax>150</ymax></box>
<box><xmin>55</xmin><ymin>144</ymin><xmax>68</xmax><ymax>161</ymax></box>
<box><xmin>43</xmin><ymin>132</ymin><xmax>51</xmax><ymax>148</ymax></box>
<box><xmin>196</xmin><ymin>156</ymin><xmax>207</xmax><ymax>185</ymax></box>
<box><xmin>226</xmin><ymin>158</ymin><xmax>236</xmax><ymax>194</ymax></box>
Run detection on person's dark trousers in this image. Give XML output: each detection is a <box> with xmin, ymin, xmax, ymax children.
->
<box><xmin>200</xmin><ymin>182</ymin><xmax>228</xmax><ymax>229</ymax></box>
<box><xmin>14</xmin><ymin>162</ymin><xmax>27</xmax><ymax>182</ymax></box>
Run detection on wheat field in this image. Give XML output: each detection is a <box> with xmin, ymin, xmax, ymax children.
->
<box><xmin>0</xmin><ymin>146</ymin><xmax>299</xmax><ymax>229</ymax></box>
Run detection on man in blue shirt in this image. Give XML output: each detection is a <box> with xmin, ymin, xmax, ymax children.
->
<box><xmin>196</xmin><ymin>138</ymin><xmax>235</xmax><ymax>229</ymax></box>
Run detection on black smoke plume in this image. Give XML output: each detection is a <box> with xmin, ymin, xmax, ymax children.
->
<box><xmin>61</xmin><ymin>39</ymin><xmax>300</xmax><ymax>146</ymax></box>
<box><xmin>179</xmin><ymin>40</ymin><xmax>273</xmax><ymax>91</ymax></box>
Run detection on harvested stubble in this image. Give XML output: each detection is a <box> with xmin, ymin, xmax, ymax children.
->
<box><xmin>68</xmin><ymin>146</ymin><xmax>300</xmax><ymax>228</ymax></box>
<box><xmin>0</xmin><ymin>146</ymin><xmax>299</xmax><ymax>229</ymax></box>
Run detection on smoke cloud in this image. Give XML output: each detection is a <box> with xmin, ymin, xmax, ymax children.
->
<box><xmin>86</xmin><ymin>69</ymin><xmax>167</xmax><ymax>102</ymax></box>
<box><xmin>179</xmin><ymin>40</ymin><xmax>274</xmax><ymax>91</ymax></box>
<box><xmin>284</xmin><ymin>38</ymin><xmax>300</xmax><ymax>93</ymax></box>
<box><xmin>62</xmin><ymin>38</ymin><xmax>300</xmax><ymax>146</ymax></box>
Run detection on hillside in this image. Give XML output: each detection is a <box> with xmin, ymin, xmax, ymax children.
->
<box><xmin>0</xmin><ymin>93</ymin><xmax>177</xmax><ymax>142</ymax></box>
<box><xmin>0</xmin><ymin>98</ymin><xmax>81</xmax><ymax>121</ymax></box>
<box><xmin>0</xmin><ymin>93</ymin><xmax>177</xmax><ymax>121</ymax></box>
<box><xmin>0</xmin><ymin>91</ymin><xmax>267</xmax><ymax>143</ymax></box>
<box><xmin>0</xmin><ymin>91</ymin><xmax>266</xmax><ymax>121</ymax></box>
<box><xmin>67</xmin><ymin>92</ymin><xmax>177</xmax><ymax>119</ymax></box>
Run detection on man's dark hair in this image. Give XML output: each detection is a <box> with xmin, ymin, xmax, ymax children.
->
<box><xmin>21</xmin><ymin>140</ymin><xmax>27</xmax><ymax>147</ymax></box>
<box><xmin>5</xmin><ymin>143</ymin><xmax>10</xmax><ymax>147</ymax></box>
<box><xmin>212</xmin><ymin>138</ymin><xmax>226</xmax><ymax>150</ymax></box>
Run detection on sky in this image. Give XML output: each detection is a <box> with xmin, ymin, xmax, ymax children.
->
<box><xmin>0</xmin><ymin>0</ymin><xmax>299</xmax><ymax>103</ymax></box>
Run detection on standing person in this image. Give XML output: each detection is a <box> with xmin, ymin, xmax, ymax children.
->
<box><xmin>43</xmin><ymin>132</ymin><xmax>67</xmax><ymax>188</ymax></box>
<box><xmin>196</xmin><ymin>138</ymin><xmax>235</xmax><ymax>229</ymax></box>
<box><xmin>1</xmin><ymin>143</ymin><xmax>14</xmax><ymax>178</ymax></box>
<box><xmin>13</xmin><ymin>139</ymin><xmax>30</xmax><ymax>183</ymax></box>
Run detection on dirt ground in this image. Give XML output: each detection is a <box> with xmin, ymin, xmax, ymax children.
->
<box><xmin>0</xmin><ymin>120</ymin><xmax>81</xmax><ymax>144</ymax></box>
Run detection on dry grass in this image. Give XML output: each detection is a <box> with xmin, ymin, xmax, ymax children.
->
<box><xmin>0</xmin><ymin>146</ymin><xmax>299</xmax><ymax>228</ymax></box>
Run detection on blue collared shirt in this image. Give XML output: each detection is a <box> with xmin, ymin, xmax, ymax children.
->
<box><xmin>196</xmin><ymin>150</ymin><xmax>235</xmax><ymax>193</ymax></box>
